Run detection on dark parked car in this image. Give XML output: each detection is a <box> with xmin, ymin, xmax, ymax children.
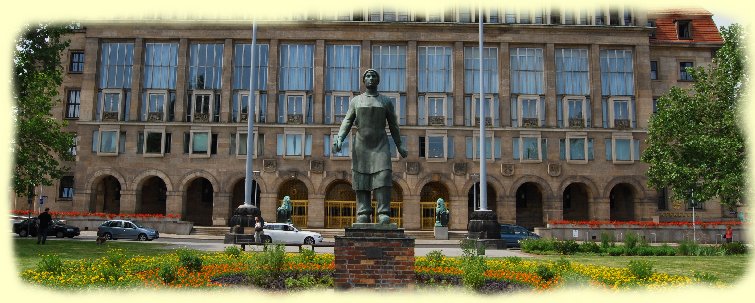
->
<box><xmin>500</xmin><ymin>224</ymin><xmax>540</xmax><ymax>248</ymax></box>
<box><xmin>13</xmin><ymin>218</ymin><xmax>81</xmax><ymax>238</ymax></box>
<box><xmin>97</xmin><ymin>219</ymin><xmax>159</xmax><ymax>241</ymax></box>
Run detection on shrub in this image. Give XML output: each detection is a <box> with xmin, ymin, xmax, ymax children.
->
<box><xmin>600</xmin><ymin>232</ymin><xmax>615</xmax><ymax>249</ymax></box>
<box><xmin>37</xmin><ymin>254</ymin><xmax>64</xmax><ymax>274</ymax></box>
<box><xmin>285</xmin><ymin>275</ymin><xmax>332</xmax><ymax>290</ymax></box>
<box><xmin>636</xmin><ymin>246</ymin><xmax>655</xmax><ymax>256</ymax></box>
<box><xmin>624</xmin><ymin>232</ymin><xmax>640</xmax><ymax>250</ymax></box>
<box><xmin>176</xmin><ymin>248</ymin><xmax>203</xmax><ymax>272</ymax></box>
<box><xmin>554</xmin><ymin>257</ymin><xmax>571</xmax><ymax>272</ymax></box>
<box><xmin>656</xmin><ymin>244</ymin><xmax>677</xmax><ymax>256</ymax></box>
<box><xmin>224</xmin><ymin>245</ymin><xmax>242</xmax><ymax>258</ymax></box>
<box><xmin>678</xmin><ymin>240</ymin><xmax>698</xmax><ymax>256</ymax></box>
<box><xmin>535</xmin><ymin>264</ymin><xmax>556</xmax><ymax>282</ymax></box>
<box><xmin>105</xmin><ymin>248</ymin><xmax>127</xmax><ymax>268</ymax></box>
<box><xmin>579</xmin><ymin>241</ymin><xmax>602</xmax><ymax>254</ymax></box>
<box><xmin>158</xmin><ymin>264</ymin><xmax>178</xmax><ymax>285</ymax></box>
<box><xmin>554</xmin><ymin>240</ymin><xmax>580</xmax><ymax>255</ymax></box>
<box><xmin>99</xmin><ymin>264</ymin><xmax>127</xmax><ymax>283</ymax></box>
<box><xmin>627</xmin><ymin>260</ymin><xmax>653</xmax><ymax>280</ymax></box>
<box><xmin>258</xmin><ymin>244</ymin><xmax>286</xmax><ymax>272</ymax></box>
<box><xmin>426</xmin><ymin>250</ymin><xmax>446</xmax><ymax>267</ymax></box>
<box><xmin>520</xmin><ymin>238</ymin><xmax>556</xmax><ymax>253</ymax></box>
<box><xmin>297</xmin><ymin>247</ymin><xmax>317</xmax><ymax>263</ymax></box>
<box><xmin>460</xmin><ymin>240</ymin><xmax>487</xmax><ymax>290</ymax></box>
<box><xmin>720</xmin><ymin>242</ymin><xmax>747</xmax><ymax>255</ymax></box>
<box><xmin>606</xmin><ymin>246</ymin><xmax>624</xmax><ymax>256</ymax></box>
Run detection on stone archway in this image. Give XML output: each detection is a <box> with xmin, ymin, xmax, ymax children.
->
<box><xmin>324</xmin><ymin>180</ymin><xmax>355</xmax><ymax>228</ymax></box>
<box><xmin>184</xmin><ymin>178</ymin><xmax>214</xmax><ymax>226</ymax></box>
<box><xmin>610</xmin><ymin>183</ymin><xmax>636</xmax><ymax>221</ymax></box>
<box><xmin>515</xmin><ymin>182</ymin><xmax>543</xmax><ymax>229</ymax></box>
<box><xmin>138</xmin><ymin>176</ymin><xmax>167</xmax><ymax>215</ymax></box>
<box><xmin>277</xmin><ymin>179</ymin><xmax>309</xmax><ymax>227</ymax></box>
<box><xmin>91</xmin><ymin>175</ymin><xmax>121</xmax><ymax>213</ymax></box>
<box><xmin>419</xmin><ymin>181</ymin><xmax>450</xmax><ymax>230</ymax></box>
<box><xmin>563</xmin><ymin>183</ymin><xmax>590</xmax><ymax>221</ymax></box>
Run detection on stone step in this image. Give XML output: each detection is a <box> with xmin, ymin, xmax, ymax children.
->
<box><xmin>190</xmin><ymin>226</ymin><xmax>468</xmax><ymax>240</ymax></box>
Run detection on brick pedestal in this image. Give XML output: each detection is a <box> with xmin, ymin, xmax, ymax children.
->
<box><xmin>334</xmin><ymin>226</ymin><xmax>415</xmax><ymax>289</ymax></box>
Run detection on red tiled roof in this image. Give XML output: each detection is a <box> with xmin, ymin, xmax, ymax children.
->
<box><xmin>650</xmin><ymin>10</ymin><xmax>723</xmax><ymax>44</ymax></box>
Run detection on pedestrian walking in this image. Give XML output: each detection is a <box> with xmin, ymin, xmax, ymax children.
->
<box><xmin>37</xmin><ymin>208</ymin><xmax>52</xmax><ymax>245</ymax></box>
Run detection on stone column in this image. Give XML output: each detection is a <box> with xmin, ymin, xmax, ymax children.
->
<box><xmin>313</xmin><ymin>39</ymin><xmax>325</xmax><ymax>124</ymax></box>
<box><xmin>220</xmin><ymin>39</ymin><xmax>233</xmax><ymax>123</ymax></box>
<box><xmin>119</xmin><ymin>190</ymin><xmax>137</xmax><ymax>214</ymax></box>
<box><xmin>175</xmin><ymin>38</ymin><xmax>188</xmax><ymax>121</ymax></box>
<box><xmin>589</xmin><ymin>44</ymin><xmax>602</xmax><ymax>128</ymax></box>
<box><xmin>74</xmin><ymin>190</ymin><xmax>91</xmax><ymax>213</ymax></box>
<box><xmin>403</xmin><ymin>194</ymin><xmax>421</xmax><ymax>230</ymax></box>
<box><xmin>213</xmin><ymin>192</ymin><xmax>231</xmax><ymax>226</ymax></box>
<box><xmin>499</xmin><ymin>42</ymin><xmax>510</xmax><ymax>127</ymax></box>
<box><xmin>449</xmin><ymin>194</ymin><xmax>466</xmax><ymax>230</ymax></box>
<box><xmin>499</xmin><ymin>196</ymin><xmax>516</xmax><ymax>224</ymax></box>
<box><xmin>453</xmin><ymin>41</ymin><xmax>464</xmax><ymax>126</ymax></box>
<box><xmin>267</xmin><ymin>39</ymin><xmax>279</xmax><ymax>123</ymax></box>
<box><xmin>80</xmin><ymin>37</ymin><xmax>99</xmax><ymax>121</ymax></box>
<box><xmin>260</xmin><ymin>192</ymin><xmax>277</xmax><ymax>224</ymax></box>
<box><xmin>542</xmin><ymin>197</ymin><xmax>563</xmax><ymax>225</ymax></box>
<box><xmin>545</xmin><ymin>43</ymin><xmax>556</xmax><ymax>127</ymax></box>
<box><xmin>361</xmin><ymin>40</ymin><xmax>371</xmax><ymax>74</ymax></box>
<box><xmin>130</xmin><ymin>38</ymin><xmax>144</xmax><ymax>122</ymax></box>
<box><xmin>308</xmin><ymin>194</ymin><xmax>325</xmax><ymax>228</ymax></box>
<box><xmin>406</xmin><ymin>41</ymin><xmax>417</xmax><ymax>125</ymax></box>
<box><xmin>634</xmin><ymin>44</ymin><xmax>652</xmax><ymax>129</ymax></box>
<box><xmin>165</xmin><ymin>191</ymin><xmax>184</xmax><ymax>219</ymax></box>
<box><xmin>591</xmin><ymin>197</ymin><xmax>610</xmax><ymax>221</ymax></box>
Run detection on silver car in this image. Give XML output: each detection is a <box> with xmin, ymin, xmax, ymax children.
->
<box><xmin>97</xmin><ymin>219</ymin><xmax>159</xmax><ymax>241</ymax></box>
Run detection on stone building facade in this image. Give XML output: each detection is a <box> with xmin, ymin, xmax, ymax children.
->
<box><xmin>15</xmin><ymin>6</ymin><xmax>729</xmax><ymax>230</ymax></box>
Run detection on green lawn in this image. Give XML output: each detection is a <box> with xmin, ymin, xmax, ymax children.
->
<box><xmin>536</xmin><ymin>254</ymin><xmax>749</xmax><ymax>284</ymax></box>
<box><xmin>12</xmin><ymin>238</ymin><xmax>174</xmax><ymax>271</ymax></box>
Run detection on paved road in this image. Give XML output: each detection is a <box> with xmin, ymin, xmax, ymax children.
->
<box><xmin>17</xmin><ymin>231</ymin><xmax>533</xmax><ymax>258</ymax></box>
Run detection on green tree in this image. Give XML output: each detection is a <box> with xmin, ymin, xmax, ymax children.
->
<box><xmin>12</xmin><ymin>24</ymin><xmax>75</xmax><ymax>196</ymax></box>
<box><xmin>642</xmin><ymin>24</ymin><xmax>747</xmax><ymax>209</ymax></box>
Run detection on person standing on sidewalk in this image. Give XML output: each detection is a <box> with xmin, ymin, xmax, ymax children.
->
<box><xmin>37</xmin><ymin>208</ymin><xmax>52</xmax><ymax>245</ymax></box>
<box><xmin>725</xmin><ymin>225</ymin><xmax>733</xmax><ymax>243</ymax></box>
<box><xmin>254</xmin><ymin>216</ymin><xmax>264</xmax><ymax>244</ymax></box>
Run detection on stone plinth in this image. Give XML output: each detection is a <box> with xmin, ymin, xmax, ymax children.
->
<box><xmin>434</xmin><ymin>226</ymin><xmax>449</xmax><ymax>240</ymax></box>
<box><xmin>334</xmin><ymin>226</ymin><xmax>415</xmax><ymax>290</ymax></box>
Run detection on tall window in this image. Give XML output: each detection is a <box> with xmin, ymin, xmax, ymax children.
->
<box><xmin>679</xmin><ymin>61</ymin><xmax>694</xmax><ymax>81</ymax></box>
<box><xmin>232</xmin><ymin>43</ymin><xmax>269</xmax><ymax>123</ymax></box>
<box><xmin>373</xmin><ymin>45</ymin><xmax>407</xmax><ymax>125</ymax></box>
<box><xmin>464</xmin><ymin>47</ymin><xmax>499</xmax><ymax>127</ymax></box>
<box><xmin>65</xmin><ymin>89</ymin><xmax>80</xmax><ymax>119</ymax></box>
<box><xmin>511</xmin><ymin>48</ymin><xmax>544</xmax><ymax>127</ymax></box>
<box><xmin>325</xmin><ymin>45</ymin><xmax>360</xmax><ymax>124</ymax></box>
<box><xmin>98</xmin><ymin>43</ymin><xmax>134</xmax><ymax>121</ymax></box>
<box><xmin>58</xmin><ymin>176</ymin><xmax>74</xmax><ymax>199</ymax></box>
<box><xmin>278</xmin><ymin>44</ymin><xmax>314</xmax><ymax>124</ymax></box>
<box><xmin>188</xmin><ymin>43</ymin><xmax>224</xmax><ymax>123</ymax></box>
<box><xmin>650</xmin><ymin>60</ymin><xmax>658</xmax><ymax>80</ymax></box>
<box><xmin>600</xmin><ymin>49</ymin><xmax>635</xmax><ymax>129</ymax></box>
<box><xmin>556</xmin><ymin>48</ymin><xmax>590</xmax><ymax>128</ymax></box>
<box><xmin>142</xmin><ymin>43</ymin><xmax>178</xmax><ymax>122</ymax></box>
<box><xmin>69</xmin><ymin>51</ymin><xmax>84</xmax><ymax>73</ymax></box>
<box><xmin>418</xmin><ymin>46</ymin><xmax>453</xmax><ymax>126</ymax></box>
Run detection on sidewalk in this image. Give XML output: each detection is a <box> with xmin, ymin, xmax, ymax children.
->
<box><xmin>79</xmin><ymin>231</ymin><xmax>533</xmax><ymax>257</ymax></box>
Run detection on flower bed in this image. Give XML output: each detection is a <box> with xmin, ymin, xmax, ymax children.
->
<box><xmin>542</xmin><ymin>220</ymin><xmax>745</xmax><ymax>244</ymax></box>
<box><xmin>12</xmin><ymin>210</ymin><xmax>181</xmax><ymax>220</ymax></box>
<box><xmin>20</xmin><ymin>247</ymin><xmax>710</xmax><ymax>292</ymax></box>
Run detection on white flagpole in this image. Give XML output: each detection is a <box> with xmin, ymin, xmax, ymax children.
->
<box><xmin>478</xmin><ymin>4</ymin><xmax>488</xmax><ymax>211</ymax></box>
<box><xmin>244</xmin><ymin>20</ymin><xmax>257</xmax><ymax>206</ymax></box>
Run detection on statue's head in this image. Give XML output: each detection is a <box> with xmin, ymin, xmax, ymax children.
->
<box><xmin>362</xmin><ymin>69</ymin><xmax>380</xmax><ymax>87</ymax></box>
<box><xmin>436</xmin><ymin>198</ymin><xmax>445</xmax><ymax>208</ymax></box>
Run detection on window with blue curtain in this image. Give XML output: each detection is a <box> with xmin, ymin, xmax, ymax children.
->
<box><xmin>373</xmin><ymin>45</ymin><xmax>407</xmax><ymax>125</ymax></box>
<box><xmin>279</xmin><ymin>44</ymin><xmax>314</xmax><ymax>91</ymax></box>
<box><xmin>615</xmin><ymin>138</ymin><xmax>631</xmax><ymax>161</ymax></box>
<box><xmin>418</xmin><ymin>46</ymin><xmax>453</xmax><ymax>93</ymax></box>
<box><xmin>232</xmin><ymin>44</ymin><xmax>269</xmax><ymax>123</ymax></box>
<box><xmin>556</xmin><ymin>48</ymin><xmax>590</xmax><ymax>95</ymax></box>
<box><xmin>464</xmin><ymin>47</ymin><xmax>499</xmax><ymax>126</ymax></box>
<box><xmin>142</xmin><ymin>43</ymin><xmax>178</xmax><ymax>122</ymax></box>
<box><xmin>600</xmin><ymin>49</ymin><xmax>634</xmax><ymax>96</ymax></box>
<box><xmin>99</xmin><ymin>43</ymin><xmax>134</xmax><ymax>121</ymax></box>
<box><xmin>510</xmin><ymin>48</ymin><xmax>544</xmax><ymax>95</ymax></box>
<box><xmin>569</xmin><ymin>138</ymin><xmax>586</xmax><ymax>160</ymax></box>
<box><xmin>326</xmin><ymin>45</ymin><xmax>360</xmax><ymax>91</ymax></box>
<box><xmin>189</xmin><ymin>43</ymin><xmax>224</xmax><ymax>90</ymax></box>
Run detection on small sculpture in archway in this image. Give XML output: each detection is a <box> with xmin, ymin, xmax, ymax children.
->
<box><xmin>435</xmin><ymin>198</ymin><xmax>449</xmax><ymax>227</ymax></box>
<box><xmin>277</xmin><ymin>196</ymin><xmax>293</xmax><ymax>224</ymax></box>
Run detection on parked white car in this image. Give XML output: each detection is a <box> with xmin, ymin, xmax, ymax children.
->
<box><xmin>262</xmin><ymin>223</ymin><xmax>323</xmax><ymax>245</ymax></box>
